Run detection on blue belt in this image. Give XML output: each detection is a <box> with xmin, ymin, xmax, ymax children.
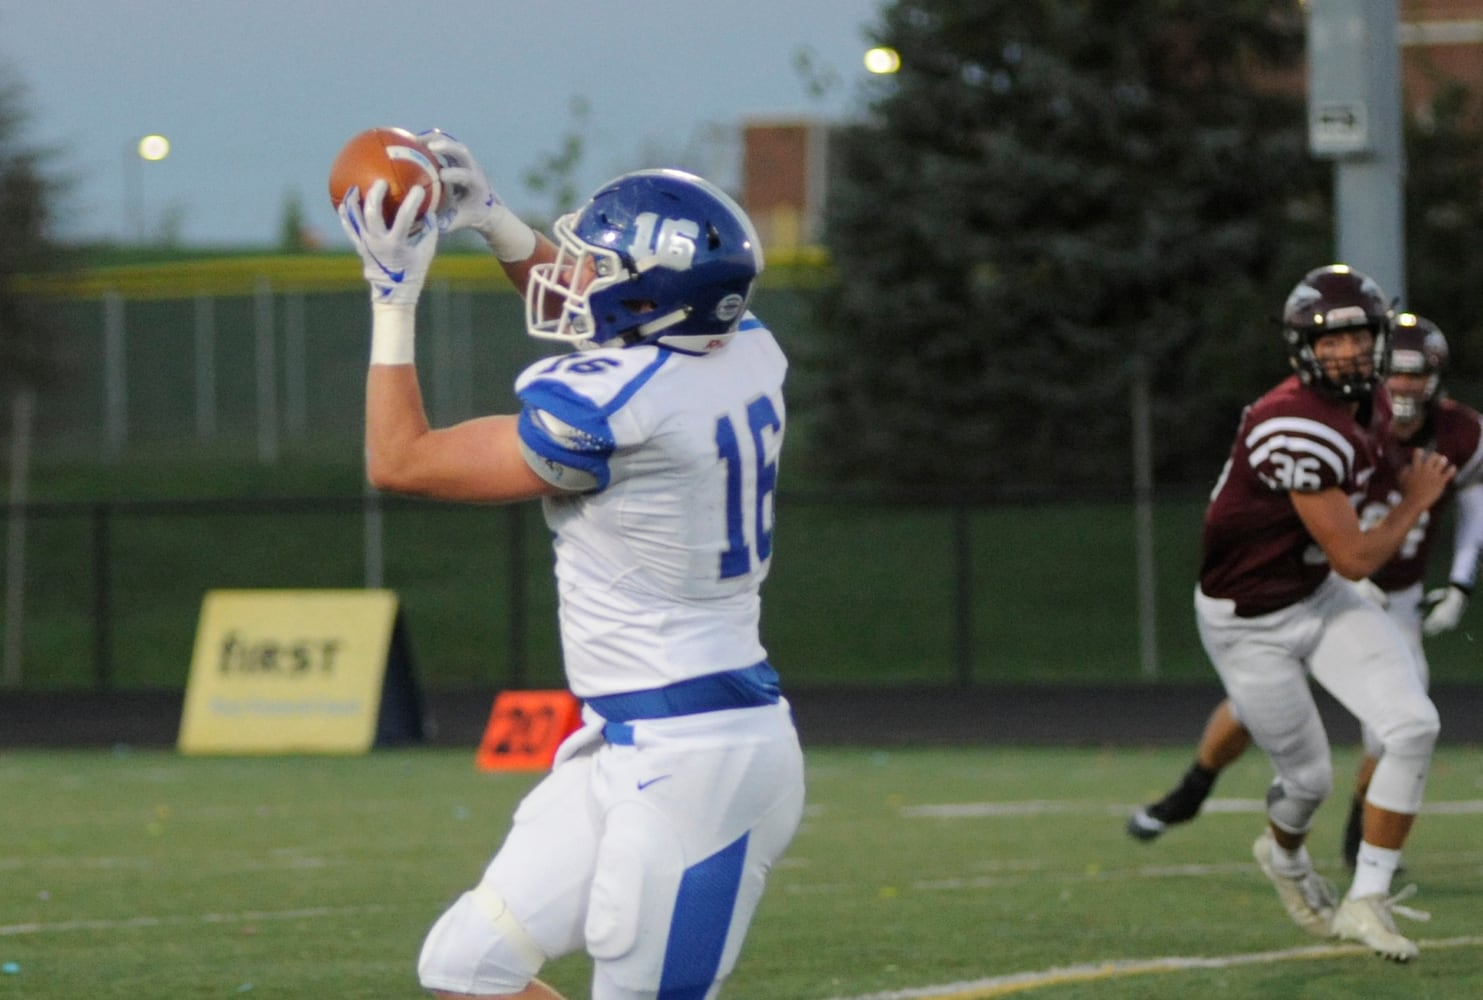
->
<box><xmin>602</xmin><ymin>721</ymin><xmax>637</xmax><ymax>745</ymax></box>
<box><xmin>591</xmin><ymin>662</ymin><xmax>780</xmax><ymax>745</ymax></box>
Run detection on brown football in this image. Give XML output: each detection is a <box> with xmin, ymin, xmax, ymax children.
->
<box><xmin>328</xmin><ymin>127</ymin><xmax>442</xmax><ymax>227</ymax></box>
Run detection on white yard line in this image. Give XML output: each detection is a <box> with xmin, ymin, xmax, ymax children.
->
<box><xmin>0</xmin><ymin>903</ymin><xmax>399</xmax><ymax>937</ymax></box>
<box><xmin>813</xmin><ymin>798</ymin><xmax>1483</xmax><ymax>997</ymax></box>
<box><xmin>821</xmin><ymin>936</ymin><xmax>1483</xmax><ymax>1000</ymax></box>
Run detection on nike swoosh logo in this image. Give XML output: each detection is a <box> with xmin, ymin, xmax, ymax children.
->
<box><xmin>637</xmin><ymin>775</ymin><xmax>672</xmax><ymax>791</ymax></box>
<box><xmin>363</xmin><ymin>243</ymin><xmax>404</xmax><ymax>284</ymax></box>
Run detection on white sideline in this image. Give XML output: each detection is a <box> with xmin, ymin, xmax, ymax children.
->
<box><xmin>821</xmin><ymin>936</ymin><xmax>1483</xmax><ymax>1000</ymax></box>
<box><xmin>899</xmin><ymin>797</ymin><xmax>1483</xmax><ymax>818</ymax></box>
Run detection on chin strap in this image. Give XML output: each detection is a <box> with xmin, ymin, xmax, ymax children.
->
<box><xmin>634</xmin><ymin>308</ymin><xmax>691</xmax><ymax>339</ymax></box>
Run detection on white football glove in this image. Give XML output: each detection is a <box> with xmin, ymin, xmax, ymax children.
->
<box><xmin>337</xmin><ymin>180</ymin><xmax>438</xmax><ymax>306</ymax></box>
<box><xmin>419</xmin><ymin>129</ymin><xmax>536</xmax><ymax>261</ymax></box>
<box><xmin>1421</xmin><ymin>583</ymin><xmax>1469</xmax><ymax>637</ymax></box>
<box><xmin>1351</xmin><ymin>577</ymin><xmax>1389</xmax><ymax>608</ymax></box>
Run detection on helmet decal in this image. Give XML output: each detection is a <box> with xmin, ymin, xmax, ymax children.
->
<box><xmin>630</xmin><ymin>213</ymin><xmax>699</xmax><ymax>273</ymax></box>
<box><xmin>715</xmin><ymin>294</ymin><xmax>746</xmax><ymax>323</ymax></box>
<box><xmin>525</xmin><ymin>169</ymin><xmax>763</xmax><ymax>355</ymax></box>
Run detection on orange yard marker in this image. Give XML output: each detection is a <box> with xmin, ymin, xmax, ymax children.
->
<box><xmin>475</xmin><ymin>690</ymin><xmax>583</xmax><ymax>771</ymax></box>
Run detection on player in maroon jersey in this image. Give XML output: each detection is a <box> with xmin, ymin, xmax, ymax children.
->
<box><xmin>1145</xmin><ymin>267</ymin><xmax>1454</xmax><ymax>961</ymax></box>
<box><xmin>1128</xmin><ymin>312</ymin><xmax>1483</xmax><ymax>876</ymax></box>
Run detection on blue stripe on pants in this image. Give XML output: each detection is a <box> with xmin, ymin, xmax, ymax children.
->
<box><xmin>657</xmin><ymin>833</ymin><xmax>749</xmax><ymax>1000</ymax></box>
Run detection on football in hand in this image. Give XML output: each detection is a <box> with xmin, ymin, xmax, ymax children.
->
<box><xmin>328</xmin><ymin>127</ymin><xmax>442</xmax><ymax>227</ymax></box>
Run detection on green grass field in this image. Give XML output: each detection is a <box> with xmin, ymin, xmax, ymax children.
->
<box><xmin>3</xmin><ymin>744</ymin><xmax>1481</xmax><ymax>999</ymax></box>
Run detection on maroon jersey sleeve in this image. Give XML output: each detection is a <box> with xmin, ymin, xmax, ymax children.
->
<box><xmin>1368</xmin><ymin>398</ymin><xmax>1483</xmax><ymax>591</ymax></box>
<box><xmin>1435</xmin><ymin>398</ymin><xmax>1483</xmax><ymax>486</ymax></box>
<box><xmin>1200</xmin><ymin>377</ymin><xmax>1378</xmax><ymax>615</ymax></box>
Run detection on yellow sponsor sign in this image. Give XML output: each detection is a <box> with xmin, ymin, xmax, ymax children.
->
<box><xmin>178</xmin><ymin>589</ymin><xmax>421</xmax><ymax>754</ymax></box>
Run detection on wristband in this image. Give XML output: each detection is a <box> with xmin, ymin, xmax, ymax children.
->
<box><xmin>370</xmin><ymin>302</ymin><xmax>416</xmax><ymax>366</ymax></box>
<box><xmin>480</xmin><ymin>207</ymin><xmax>538</xmax><ymax>262</ymax></box>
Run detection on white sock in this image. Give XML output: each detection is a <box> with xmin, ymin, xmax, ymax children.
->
<box><xmin>1271</xmin><ymin>840</ymin><xmax>1312</xmax><ymax>877</ymax></box>
<box><xmin>1349</xmin><ymin>842</ymin><xmax>1402</xmax><ymax>899</ymax></box>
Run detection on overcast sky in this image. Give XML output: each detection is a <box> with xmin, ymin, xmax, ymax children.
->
<box><xmin>1</xmin><ymin>0</ymin><xmax>885</xmax><ymax>247</ymax></box>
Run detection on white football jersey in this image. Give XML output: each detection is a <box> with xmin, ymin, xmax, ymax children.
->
<box><xmin>513</xmin><ymin>316</ymin><xmax>786</xmax><ymax>697</ymax></box>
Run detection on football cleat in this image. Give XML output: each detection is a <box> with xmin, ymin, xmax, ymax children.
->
<box><xmin>1332</xmin><ymin>889</ymin><xmax>1429</xmax><ymax>962</ymax></box>
<box><xmin>1125</xmin><ymin>767</ymin><xmax>1214</xmax><ymax>842</ymax></box>
<box><xmin>1252</xmin><ymin>831</ymin><xmax>1338</xmax><ymax>937</ymax></box>
<box><xmin>1125</xmin><ymin>808</ymin><xmax>1167</xmax><ymax>841</ymax></box>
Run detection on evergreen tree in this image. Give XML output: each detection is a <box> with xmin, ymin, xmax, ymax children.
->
<box><xmin>277</xmin><ymin>191</ymin><xmax>308</xmax><ymax>251</ymax></box>
<box><xmin>808</xmin><ymin>0</ymin><xmax>1327</xmax><ymax>491</ymax></box>
<box><xmin>0</xmin><ymin>66</ymin><xmax>68</xmax><ymax>413</ymax></box>
<box><xmin>1406</xmin><ymin>81</ymin><xmax>1483</xmax><ymax>403</ymax></box>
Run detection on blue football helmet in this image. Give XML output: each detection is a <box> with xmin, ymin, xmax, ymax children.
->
<box><xmin>1281</xmin><ymin>264</ymin><xmax>1393</xmax><ymax>400</ymax></box>
<box><xmin>525</xmin><ymin>169</ymin><xmax>764</xmax><ymax>354</ymax></box>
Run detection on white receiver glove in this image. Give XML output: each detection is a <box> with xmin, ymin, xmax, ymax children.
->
<box><xmin>1422</xmin><ymin>583</ymin><xmax>1469</xmax><ymax>637</ymax></box>
<box><xmin>420</xmin><ymin>129</ymin><xmax>536</xmax><ymax>261</ymax></box>
<box><xmin>337</xmin><ymin>180</ymin><xmax>438</xmax><ymax>307</ymax></box>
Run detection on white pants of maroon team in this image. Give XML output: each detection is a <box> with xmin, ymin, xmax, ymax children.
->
<box><xmin>1195</xmin><ymin>572</ymin><xmax>1439</xmax><ymax>825</ymax></box>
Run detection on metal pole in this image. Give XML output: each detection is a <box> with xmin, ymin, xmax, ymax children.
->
<box><xmin>431</xmin><ymin>280</ymin><xmax>452</xmax><ymax>426</ymax></box>
<box><xmin>364</xmin><ymin>481</ymin><xmax>384</xmax><ymax>590</ymax></box>
<box><xmin>92</xmin><ymin>503</ymin><xmax>113</xmax><ymax>690</ymax></box>
<box><xmin>284</xmin><ymin>291</ymin><xmax>307</xmax><ymax>437</ymax></box>
<box><xmin>1307</xmin><ymin>0</ymin><xmax>1406</xmax><ymax>301</ymax></box>
<box><xmin>1336</xmin><ymin>3</ymin><xmax>1405</xmax><ymax>303</ymax></box>
<box><xmin>3</xmin><ymin>389</ymin><xmax>35</xmax><ymax>687</ymax></box>
<box><xmin>103</xmin><ymin>292</ymin><xmax>127</xmax><ymax>462</ymax></box>
<box><xmin>123</xmin><ymin>142</ymin><xmax>141</xmax><ymax>243</ymax></box>
<box><xmin>194</xmin><ymin>294</ymin><xmax>217</xmax><ymax>439</ymax></box>
<box><xmin>253</xmin><ymin>277</ymin><xmax>279</xmax><ymax>464</ymax></box>
<box><xmin>953</xmin><ymin>505</ymin><xmax>973</xmax><ymax>686</ymax></box>
<box><xmin>453</xmin><ymin>291</ymin><xmax>474</xmax><ymax>421</ymax></box>
<box><xmin>1131</xmin><ymin>354</ymin><xmax>1159</xmax><ymax>679</ymax></box>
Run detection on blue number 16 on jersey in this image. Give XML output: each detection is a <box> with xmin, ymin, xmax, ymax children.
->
<box><xmin>715</xmin><ymin>394</ymin><xmax>782</xmax><ymax>580</ymax></box>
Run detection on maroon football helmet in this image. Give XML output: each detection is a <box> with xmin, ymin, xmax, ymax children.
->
<box><xmin>1387</xmin><ymin>312</ymin><xmax>1448</xmax><ymax>422</ymax></box>
<box><xmin>1281</xmin><ymin>265</ymin><xmax>1393</xmax><ymax>400</ymax></box>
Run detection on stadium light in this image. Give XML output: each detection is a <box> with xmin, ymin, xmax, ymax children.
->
<box><xmin>864</xmin><ymin>47</ymin><xmax>901</xmax><ymax>74</ymax></box>
<box><xmin>124</xmin><ymin>134</ymin><xmax>171</xmax><ymax>243</ymax></box>
<box><xmin>138</xmin><ymin>134</ymin><xmax>171</xmax><ymax>162</ymax></box>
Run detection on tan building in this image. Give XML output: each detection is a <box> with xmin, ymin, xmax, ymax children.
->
<box><xmin>740</xmin><ymin>118</ymin><xmax>832</xmax><ymax>253</ymax></box>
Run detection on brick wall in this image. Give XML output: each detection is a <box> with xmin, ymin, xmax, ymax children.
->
<box><xmin>741</xmin><ymin>120</ymin><xmax>828</xmax><ymax>250</ymax></box>
<box><xmin>1401</xmin><ymin>0</ymin><xmax>1483</xmax><ymax>117</ymax></box>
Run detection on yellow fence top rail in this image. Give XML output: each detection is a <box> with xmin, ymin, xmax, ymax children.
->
<box><xmin>14</xmin><ymin>247</ymin><xmax>833</xmax><ymax>301</ymax></box>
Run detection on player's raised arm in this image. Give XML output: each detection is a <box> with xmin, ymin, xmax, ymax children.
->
<box><xmin>421</xmin><ymin>130</ymin><xmax>558</xmax><ymax>295</ymax></box>
<box><xmin>336</xmin><ymin>166</ymin><xmax>561</xmax><ymax>504</ymax></box>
